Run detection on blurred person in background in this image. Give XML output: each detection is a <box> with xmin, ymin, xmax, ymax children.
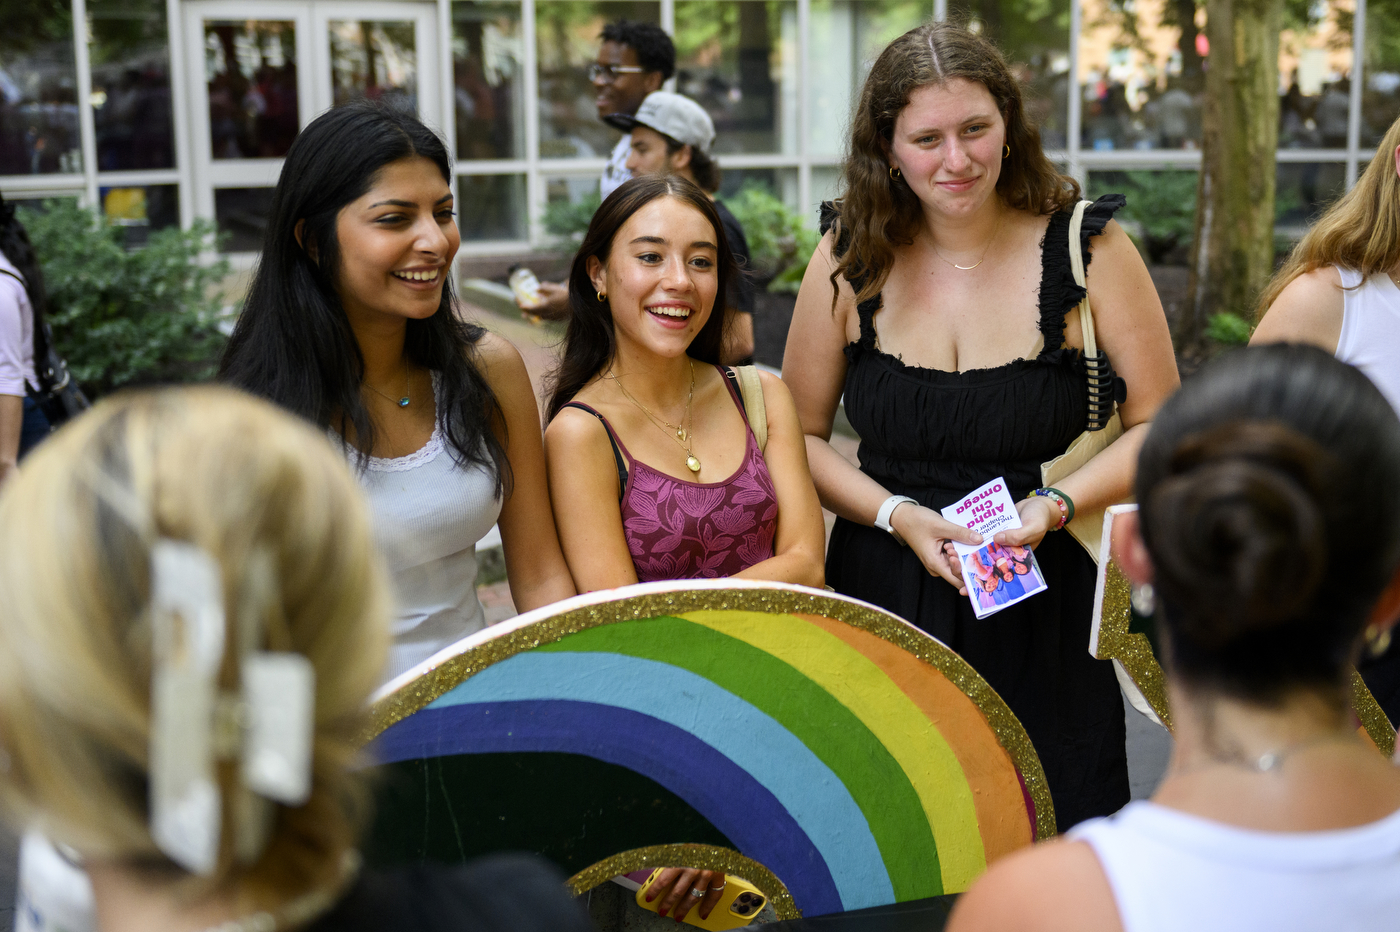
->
<box><xmin>521</xmin><ymin>20</ymin><xmax>676</xmax><ymax>320</ymax></box>
<box><xmin>618</xmin><ymin>90</ymin><xmax>757</xmax><ymax>364</ymax></box>
<box><xmin>220</xmin><ymin>102</ymin><xmax>575</xmax><ymax>682</ymax></box>
<box><xmin>782</xmin><ymin>22</ymin><xmax>1178</xmax><ymax>830</ymax></box>
<box><xmin>0</xmin><ymin>191</ymin><xmax>52</xmax><ymax>486</ymax></box>
<box><xmin>949</xmin><ymin>344</ymin><xmax>1400</xmax><ymax>932</ymax></box>
<box><xmin>1254</xmin><ymin>112</ymin><xmax>1400</xmax><ymax>728</ymax></box>
<box><xmin>0</xmin><ymin>386</ymin><xmax>596</xmax><ymax>932</ymax></box>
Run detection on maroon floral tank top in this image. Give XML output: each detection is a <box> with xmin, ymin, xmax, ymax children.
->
<box><xmin>566</xmin><ymin>369</ymin><xmax>779</xmax><ymax>582</ymax></box>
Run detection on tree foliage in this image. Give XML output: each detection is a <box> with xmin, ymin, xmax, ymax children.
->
<box><xmin>19</xmin><ymin>201</ymin><xmax>230</xmax><ymax>397</ymax></box>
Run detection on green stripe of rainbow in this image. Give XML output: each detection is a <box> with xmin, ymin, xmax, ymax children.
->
<box><xmin>536</xmin><ymin>609</ymin><xmax>1034</xmax><ymax>895</ymax></box>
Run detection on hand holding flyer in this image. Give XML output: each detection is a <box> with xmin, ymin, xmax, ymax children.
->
<box><xmin>940</xmin><ymin>478</ymin><xmax>1049</xmax><ymax>619</ymax></box>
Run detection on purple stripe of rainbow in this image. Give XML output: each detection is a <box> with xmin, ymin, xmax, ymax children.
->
<box><xmin>373</xmin><ymin>699</ymin><xmax>843</xmax><ymax>914</ymax></box>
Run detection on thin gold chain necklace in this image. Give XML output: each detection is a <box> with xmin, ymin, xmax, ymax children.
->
<box><xmin>606</xmin><ymin>359</ymin><xmax>701</xmax><ymax>473</ymax></box>
<box><xmin>363</xmin><ymin>361</ymin><xmax>411</xmax><ymax>408</ymax></box>
<box><xmin>932</xmin><ymin>210</ymin><xmax>1004</xmax><ymax>271</ymax></box>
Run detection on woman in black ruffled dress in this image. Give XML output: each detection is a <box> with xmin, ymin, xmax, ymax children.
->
<box><xmin>782</xmin><ymin>24</ymin><xmax>1179</xmax><ymax>830</ymax></box>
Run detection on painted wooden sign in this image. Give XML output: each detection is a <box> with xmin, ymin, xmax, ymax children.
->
<box><xmin>362</xmin><ymin>581</ymin><xmax>1053</xmax><ymax>918</ymax></box>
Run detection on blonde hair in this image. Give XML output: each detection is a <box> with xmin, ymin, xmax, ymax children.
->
<box><xmin>0</xmin><ymin>386</ymin><xmax>390</xmax><ymax>906</ymax></box>
<box><xmin>1258</xmin><ymin>114</ymin><xmax>1400</xmax><ymax>316</ymax></box>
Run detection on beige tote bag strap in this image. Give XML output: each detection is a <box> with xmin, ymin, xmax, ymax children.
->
<box><xmin>735</xmin><ymin>365</ymin><xmax>768</xmax><ymax>453</ymax></box>
<box><xmin>1067</xmin><ymin>199</ymin><xmax>1099</xmax><ymax>359</ymax></box>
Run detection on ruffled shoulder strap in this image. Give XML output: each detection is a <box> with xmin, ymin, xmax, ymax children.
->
<box><xmin>818</xmin><ymin>200</ymin><xmax>881</xmax><ymax>349</ymax></box>
<box><xmin>1037</xmin><ymin>193</ymin><xmax>1126</xmax><ymax>355</ymax></box>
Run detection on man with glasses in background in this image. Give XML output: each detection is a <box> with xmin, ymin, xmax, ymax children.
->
<box><xmin>519</xmin><ymin>20</ymin><xmax>675</xmax><ymax>319</ymax></box>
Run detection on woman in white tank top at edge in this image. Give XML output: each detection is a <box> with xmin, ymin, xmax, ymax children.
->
<box><xmin>948</xmin><ymin>345</ymin><xmax>1400</xmax><ymax>932</ymax></box>
<box><xmin>220</xmin><ymin>102</ymin><xmax>575</xmax><ymax>680</ymax></box>
<box><xmin>1253</xmin><ymin>112</ymin><xmax>1400</xmax><ymax>414</ymax></box>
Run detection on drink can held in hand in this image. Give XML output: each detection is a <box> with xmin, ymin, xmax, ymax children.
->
<box><xmin>509</xmin><ymin>266</ymin><xmax>542</xmax><ymax>305</ymax></box>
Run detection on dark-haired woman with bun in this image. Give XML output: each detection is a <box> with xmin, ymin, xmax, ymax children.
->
<box><xmin>949</xmin><ymin>343</ymin><xmax>1400</xmax><ymax>932</ymax></box>
<box><xmin>221</xmin><ymin>102</ymin><xmax>575</xmax><ymax>681</ymax></box>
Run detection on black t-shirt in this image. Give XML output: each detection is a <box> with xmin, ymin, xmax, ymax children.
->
<box><xmin>713</xmin><ymin>199</ymin><xmax>756</xmax><ymax>316</ymax></box>
<box><xmin>306</xmin><ymin>854</ymin><xmax>595</xmax><ymax>932</ymax></box>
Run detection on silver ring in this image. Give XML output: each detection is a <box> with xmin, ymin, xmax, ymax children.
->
<box><xmin>689</xmin><ymin>887</ymin><xmax>706</xmax><ymax>898</ymax></box>
<box><xmin>712</xmin><ymin>882</ymin><xmax>727</xmax><ymax>892</ymax></box>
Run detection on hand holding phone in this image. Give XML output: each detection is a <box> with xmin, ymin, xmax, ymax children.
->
<box><xmin>635</xmin><ymin>868</ymin><xmax>767</xmax><ymax>930</ymax></box>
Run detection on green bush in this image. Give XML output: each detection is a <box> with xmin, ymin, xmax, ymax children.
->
<box><xmin>543</xmin><ymin>191</ymin><xmax>602</xmax><ymax>241</ymax></box>
<box><xmin>1111</xmin><ymin>170</ymin><xmax>1198</xmax><ymax>264</ymax></box>
<box><xmin>718</xmin><ymin>183</ymin><xmax>820</xmax><ymax>294</ymax></box>
<box><xmin>1206</xmin><ymin>311</ymin><xmax>1253</xmax><ymax>345</ymax></box>
<box><xmin>19</xmin><ymin>200</ymin><xmax>230</xmax><ymax>397</ymax></box>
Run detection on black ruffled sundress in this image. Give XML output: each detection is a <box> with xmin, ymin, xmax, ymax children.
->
<box><xmin>823</xmin><ymin>195</ymin><xmax>1131</xmax><ymax>831</ymax></box>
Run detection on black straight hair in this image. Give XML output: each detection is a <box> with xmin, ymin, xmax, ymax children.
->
<box><xmin>0</xmin><ymin>193</ymin><xmax>51</xmax><ymax>389</ymax></box>
<box><xmin>218</xmin><ymin>101</ymin><xmax>508</xmax><ymax>494</ymax></box>
<box><xmin>1136</xmin><ymin>343</ymin><xmax>1400</xmax><ymax>703</ymax></box>
<box><xmin>545</xmin><ymin>175</ymin><xmax>735</xmax><ymax>422</ymax></box>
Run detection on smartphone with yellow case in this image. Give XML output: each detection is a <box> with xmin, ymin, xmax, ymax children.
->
<box><xmin>634</xmin><ymin>868</ymin><xmax>767</xmax><ymax>930</ymax></box>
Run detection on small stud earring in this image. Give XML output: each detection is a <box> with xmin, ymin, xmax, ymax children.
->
<box><xmin>1366</xmin><ymin>625</ymin><xmax>1393</xmax><ymax>658</ymax></box>
<box><xmin>597</xmin><ymin>291</ymin><xmax>607</xmax><ymax>303</ymax></box>
<box><xmin>1130</xmin><ymin>583</ymin><xmax>1155</xmax><ymax>617</ymax></box>
<box><xmin>889</xmin><ymin>166</ymin><xmax>902</xmax><ymax>179</ymax></box>
<box><xmin>1003</xmin><ymin>144</ymin><xmax>1010</xmax><ymax>159</ymax></box>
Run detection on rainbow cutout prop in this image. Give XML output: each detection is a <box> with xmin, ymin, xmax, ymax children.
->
<box><xmin>364</xmin><ymin>581</ymin><xmax>1053</xmax><ymax>917</ymax></box>
<box><xmin>1094</xmin><ymin>505</ymin><xmax>1396</xmax><ymax>755</ymax></box>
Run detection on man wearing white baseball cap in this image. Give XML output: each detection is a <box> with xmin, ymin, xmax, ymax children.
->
<box><xmin>616</xmin><ymin>91</ymin><xmax>757</xmax><ymax>365</ymax></box>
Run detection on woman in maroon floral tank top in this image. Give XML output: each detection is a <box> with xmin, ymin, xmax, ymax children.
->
<box><xmin>544</xmin><ymin>175</ymin><xmax>825</xmax><ymax>595</ymax></box>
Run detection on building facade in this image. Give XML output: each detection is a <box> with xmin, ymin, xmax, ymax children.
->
<box><xmin>0</xmin><ymin>0</ymin><xmax>1389</xmax><ymax>254</ymax></box>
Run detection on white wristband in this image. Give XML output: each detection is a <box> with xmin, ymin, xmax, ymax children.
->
<box><xmin>874</xmin><ymin>495</ymin><xmax>918</xmax><ymax>546</ymax></box>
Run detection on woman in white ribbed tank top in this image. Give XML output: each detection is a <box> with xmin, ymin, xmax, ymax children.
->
<box><xmin>220</xmin><ymin>103</ymin><xmax>576</xmax><ymax>681</ymax></box>
<box><xmin>948</xmin><ymin>345</ymin><xmax>1400</xmax><ymax>932</ymax></box>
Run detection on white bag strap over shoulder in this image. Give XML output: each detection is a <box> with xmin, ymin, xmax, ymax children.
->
<box><xmin>734</xmin><ymin>365</ymin><xmax>767</xmax><ymax>453</ymax></box>
<box><xmin>1067</xmin><ymin>199</ymin><xmax>1099</xmax><ymax>359</ymax></box>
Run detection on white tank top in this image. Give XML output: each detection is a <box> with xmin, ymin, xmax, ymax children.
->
<box><xmin>1336</xmin><ymin>266</ymin><xmax>1400</xmax><ymax>416</ymax></box>
<box><xmin>1071</xmin><ymin>800</ymin><xmax>1400</xmax><ymax>932</ymax></box>
<box><xmin>337</xmin><ymin>375</ymin><xmax>503</xmax><ymax>682</ymax></box>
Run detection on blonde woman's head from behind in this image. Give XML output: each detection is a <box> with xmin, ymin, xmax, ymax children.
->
<box><xmin>0</xmin><ymin>386</ymin><xmax>390</xmax><ymax>902</ymax></box>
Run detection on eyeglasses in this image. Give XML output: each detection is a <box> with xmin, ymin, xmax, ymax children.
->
<box><xmin>588</xmin><ymin>63</ymin><xmax>646</xmax><ymax>82</ymax></box>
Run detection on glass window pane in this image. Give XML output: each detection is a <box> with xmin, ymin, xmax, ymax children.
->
<box><xmin>1076</xmin><ymin>0</ymin><xmax>1203</xmax><ymax>151</ymax></box>
<box><xmin>951</xmin><ymin>0</ymin><xmax>1070</xmax><ymax>149</ymax></box>
<box><xmin>1275</xmin><ymin>161</ymin><xmax>1346</xmax><ymax>231</ymax></box>
<box><xmin>675</xmin><ymin>0</ymin><xmax>797</xmax><ymax>156</ymax></box>
<box><xmin>715</xmin><ymin>165</ymin><xmax>798</xmax><ymax>207</ymax></box>
<box><xmin>458</xmin><ymin>173</ymin><xmax>528</xmax><ymax>240</ymax></box>
<box><xmin>1278</xmin><ymin>0</ymin><xmax>1352</xmax><ymax>148</ymax></box>
<box><xmin>330</xmin><ymin>20</ymin><xmax>418</xmax><ymax>111</ymax></box>
<box><xmin>0</xmin><ymin>1</ymin><xmax>82</xmax><ymax>174</ymax></box>
<box><xmin>1086</xmin><ymin>168</ymin><xmax>1197</xmax><ymax>264</ymax></box>
<box><xmin>813</xmin><ymin>163</ymin><xmax>842</xmax><ymax>208</ymax></box>
<box><xmin>100</xmin><ymin>183</ymin><xmax>178</xmax><ymax>246</ymax></box>
<box><xmin>204</xmin><ymin>21</ymin><xmax>300</xmax><ymax>160</ymax></box>
<box><xmin>807</xmin><ymin>0</ymin><xmax>930</xmax><ymax>159</ymax></box>
<box><xmin>453</xmin><ymin>1</ymin><xmax>525</xmax><ymax>160</ymax></box>
<box><xmin>543</xmin><ymin>172</ymin><xmax>602</xmax><ymax>239</ymax></box>
<box><xmin>214</xmin><ymin>186</ymin><xmax>275</xmax><ymax>251</ymax></box>
<box><xmin>1364</xmin><ymin>0</ymin><xmax>1399</xmax><ymax>145</ymax></box>
<box><xmin>89</xmin><ymin>0</ymin><xmax>175</xmax><ymax>170</ymax></box>
<box><xmin>535</xmin><ymin>1</ymin><xmax>660</xmax><ymax>160</ymax></box>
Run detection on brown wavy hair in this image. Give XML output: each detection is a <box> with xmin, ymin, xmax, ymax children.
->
<box><xmin>830</xmin><ymin>22</ymin><xmax>1079</xmax><ymax>305</ymax></box>
<box><xmin>1256</xmin><ymin>114</ymin><xmax>1400</xmax><ymax>317</ymax></box>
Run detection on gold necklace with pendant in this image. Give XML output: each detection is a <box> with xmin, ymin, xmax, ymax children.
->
<box><xmin>605</xmin><ymin>359</ymin><xmax>701</xmax><ymax>473</ymax></box>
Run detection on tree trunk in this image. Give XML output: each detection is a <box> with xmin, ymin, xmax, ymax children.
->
<box><xmin>1181</xmin><ymin>0</ymin><xmax>1282</xmax><ymax>353</ymax></box>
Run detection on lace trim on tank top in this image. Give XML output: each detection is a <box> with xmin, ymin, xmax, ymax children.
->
<box><xmin>817</xmin><ymin>194</ymin><xmax>1127</xmax><ymax>371</ymax></box>
<box><xmin>334</xmin><ymin>373</ymin><xmax>446</xmax><ymax>473</ymax></box>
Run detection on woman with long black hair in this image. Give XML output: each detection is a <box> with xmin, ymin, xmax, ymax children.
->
<box><xmin>221</xmin><ymin>102</ymin><xmax>575</xmax><ymax>680</ymax></box>
<box><xmin>0</xmin><ymin>192</ymin><xmax>54</xmax><ymax>485</ymax></box>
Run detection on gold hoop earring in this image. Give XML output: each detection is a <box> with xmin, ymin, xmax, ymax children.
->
<box><xmin>597</xmin><ymin>291</ymin><xmax>607</xmax><ymax>303</ymax></box>
<box><xmin>1367</xmin><ymin>625</ymin><xmax>1393</xmax><ymax>658</ymax></box>
<box><xmin>1003</xmin><ymin>145</ymin><xmax>1010</xmax><ymax>159</ymax></box>
<box><xmin>889</xmin><ymin>166</ymin><xmax>902</xmax><ymax>179</ymax></box>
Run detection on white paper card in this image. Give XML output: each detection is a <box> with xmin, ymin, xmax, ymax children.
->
<box><xmin>241</xmin><ymin>651</ymin><xmax>315</xmax><ymax>805</ymax></box>
<box><xmin>940</xmin><ymin>477</ymin><xmax>1049</xmax><ymax>619</ymax></box>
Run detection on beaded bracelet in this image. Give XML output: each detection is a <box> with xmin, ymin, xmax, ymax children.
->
<box><xmin>1029</xmin><ymin>487</ymin><xmax>1074</xmax><ymax>530</ymax></box>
